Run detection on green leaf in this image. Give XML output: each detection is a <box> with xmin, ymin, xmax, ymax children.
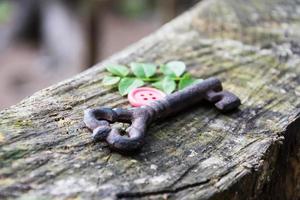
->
<box><xmin>152</xmin><ymin>77</ymin><xmax>176</xmax><ymax>94</ymax></box>
<box><xmin>105</xmin><ymin>64</ymin><xmax>129</xmax><ymax>77</ymax></box>
<box><xmin>102</xmin><ymin>76</ymin><xmax>120</xmax><ymax>86</ymax></box>
<box><xmin>130</xmin><ymin>62</ymin><xmax>157</xmax><ymax>78</ymax></box>
<box><xmin>161</xmin><ymin>61</ymin><xmax>186</xmax><ymax>77</ymax></box>
<box><xmin>179</xmin><ymin>74</ymin><xmax>203</xmax><ymax>90</ymax></box>
<box><xmin>160</xmin><ymin>64</ymin><xmax>174</xmax><ymax>78</ymax></box>
<box><xmin>118</xmin><ymin>78</ymin><xmax>144</xmax><ymax>96</ymax></box>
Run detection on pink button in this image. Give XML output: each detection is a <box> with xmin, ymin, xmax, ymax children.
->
<box><xmin>128</xmin><ymin>87</ymin><xmax>166</xmax><ymax>107</ymax></box>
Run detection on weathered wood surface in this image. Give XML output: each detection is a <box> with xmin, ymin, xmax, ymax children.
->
<box><xmin>1</xmin><ymin>0</ymin><xmax>300</xmax><ymax>199</ymax></box>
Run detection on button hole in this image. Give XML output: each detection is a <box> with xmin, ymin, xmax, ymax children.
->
<box><xmin>144</xmin><ymin>98</ymin><xmax>148</xmax><ymax>100</ymax></box>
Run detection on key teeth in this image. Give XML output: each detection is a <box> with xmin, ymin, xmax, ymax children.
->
<box><xmin>214</xmin><ymin>91</ymin><xmax>241</xmax><ymax>111</ymax></box>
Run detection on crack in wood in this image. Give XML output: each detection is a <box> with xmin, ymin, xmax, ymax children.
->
<box><xmin>116</xmin><ymin>179</ymin><xmax>210</xmax><ymax>199</ymax></box>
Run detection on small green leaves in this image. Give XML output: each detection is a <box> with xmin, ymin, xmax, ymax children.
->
<box><xmin>130</xmin><ymin>62</ymin><xmax>157</xmax><ymax>78</ymax></box>
<box><xmin>103</xmin><ymin>61</ymin><xmax>201</xmax><ymax>96</ymax></box>
<box><xmin>179</xmin><ymin>74</ymin><xmax>203</xmax><ymax>90</ymax></box>
<box><xmin>102</xmin><ymin>76</ymin><xmax>120</xmax><ymax>86</ymax></box>
<box><xmin>105</xmin><ymin>64</ymin><xmax>129</xmax><ymax>77</ymax></box>
<box><xmin>118</xmin><ymin>78</ymin><xmax>144</xmax><ymax>96</ymax></box>
<box><xmin>161</xmin><ymin>61</ymin><xmax>186</xmax><ymax>77</ymax></box>
<box><xmin>152</xmin><ymin>77</ymin><xmax>176</xmax><ymax>94</ymax></box>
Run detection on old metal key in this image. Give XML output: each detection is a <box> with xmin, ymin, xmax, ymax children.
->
<box><xmin>84</xmin><ymin>77</ymin><xmax>241</xmax><ymax>152</ymax></box>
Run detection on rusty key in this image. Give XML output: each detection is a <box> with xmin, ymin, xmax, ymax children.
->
<box><xmin>84</xmin><ymin>77</ymin><xmax>241</xmax><ymax>152</ymax></box>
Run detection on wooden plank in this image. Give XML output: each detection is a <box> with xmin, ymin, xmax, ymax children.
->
<box><xmin>0</xmin><ymin>0</ymin><xmax>299</xmax><ymax>199</ymax></box>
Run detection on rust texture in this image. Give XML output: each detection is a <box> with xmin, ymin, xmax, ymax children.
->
<box><xmin>84</xmin><ymin>77</ymin><xmax>241</xmax><ymax>152</ymax></box>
